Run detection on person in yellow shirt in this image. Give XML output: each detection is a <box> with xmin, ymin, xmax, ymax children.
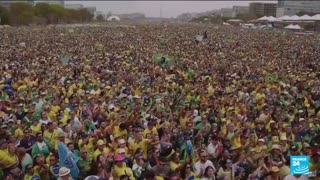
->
<box><xmin>78</xmin><ymin>134</ymin><xmax>95</xmax><ymax>159</ymax></box>
<box><xmin>14</xmin><ymin>123</ymin><xmax>24</xmax><ymax>141</ymax></box>
<box><xmin>143</xmin><ymin>121</ymin><xmax>158</xmax><ymax>138</ymax></box>
<box><xmin>112</xmin><ymin>154</ymin><xmax>135</xmax><ymax>179</ymax></box>
<box><xmin>54</xmin><ymin>131</ymin><xmax>71</xmax><ymax>151</ymax></box>
<box><xmin>24</xmin><ymin>163</ymin><xmax>40</xmax><ymax>180</ymax></box>
<box><xmin>48</xmin><ymin>100</ymin><xmax>60</xmax><ymax>121</ymax></box>
<box><xmin>93</xmin><ymin>139</ymin><xmax>110</xmax><ymax>161</ymax></box>
<box><xmin>30</xmin><ymin>119</ymin><xmax>41</xmax><ymax>135</ymax></box>
<box><xmin>129</xmin><ymin>130</ymin><xmax>150</xmax><ymax>159</ymax></box>
<box><xmin>169</xmin><ymin>153</ymin><xmax>183</xmax><ymax>172</ymax></box>
<box><xmin>0</xmin><ymin>139</ymin><xmax>10</xmax><ymax>169</ymax></box>
<box><xmin>113</xmin><ymin>123</ymin><xmax>128</xmax><ymax>140</ymax></box>
<box><xmin>43</xmin><ymin>122</ymin><xmax>58</xmax><ymax>149</ymax></box>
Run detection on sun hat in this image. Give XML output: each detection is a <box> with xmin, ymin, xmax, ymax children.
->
<box><xmin>117</xmin><ymin>139</ymin><xmax>126</xmax><ymax>145</ymax></box>
<box><xmin>280</xmin><ymin>135</ymin><xmax>287</xmax><ymax>141</ymax></box>
<box><xmin>114</xmin><ymin>154</ymin><xmax>125</xmax><ymax>162</ymax></box>
<box><xmin>84</xmin><ymin>175</ymin><xmax>100</xmax><ymax>180</ymax></box>
<box><xmin>272</xmin><ymin>144</ymin><xmax>281</xmax><ymax>150</ymax></box>
<box><xmin>97</xmin><ymin>139</ymin><xmax>105</xmax><ymax>146</ymax></box>
<box><xmin>56</xmin><ymin>131</ymin><xmax>65</xmax><ymax>138</ymax></box>
<box><xmin>58</xmin><ymin>167</ymin><xmax>70</xmax><ymax>177</ymax></box>
<box><xmin>118</xmin><ymin>148</ymin><xmax>126</xmax><ymax>154</ymax></box>
<box><xmin>271</xmin><ymin>166</ymin><xmax>280</xmax><ymax>173</ymax></box>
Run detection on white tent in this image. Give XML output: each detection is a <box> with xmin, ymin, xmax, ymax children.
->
<box><xmin>311</xmin><ymin>14</ymin><xmax>320</xmax><ymax>20</ymax></box>
<box><xmin>290</xmin><ymin>15</ymin><xmax>300</xmax><ymax>21</ymax></box>
<box><xmin>284</xmin><ymin>24</ymin><xmax>302</xmax><ymax>30</ymax></box>
<box><xmin>258</xmin><ymin>16</ymin><xmax>268</xmax><ymax>21</ymax></box>
<box><xmin>257</xmin><ymin>16</ymin><xmax>280</xmax><ymax>22</ymax></box>
<box><xmin>268</xmin><ymin>16</ymin><xmax>280</xmax><ymax>22</ymax></box>
<box><xmin>279</xmin><ymin>15</ymin><xmax>290</xmax><ymax>21</ymax></box>
<box><xmin>222</xmin><ymin>22</ymin><xmax>230</xmax><ymax>26</ymax></box>
<box><xmin>107</xmin><ymin>15</ymin><xmax>120</xmax><ymax>21</ymax></box>
<box><xmin>299</xmin><ymin>15</ymin><xmax>312</xmax><ymax>21</ymax></box>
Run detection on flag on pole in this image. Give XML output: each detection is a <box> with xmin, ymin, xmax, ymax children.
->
<box><xmin>58</xmin><ymin>142</ymin><xmax>80</xmax><ymax>179</ymax></box>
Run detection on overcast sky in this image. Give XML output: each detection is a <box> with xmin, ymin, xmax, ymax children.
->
<box><xmin>66</xmin><ymin>1</ymin><xmax>276</xmax><ymax>18</ymax></box>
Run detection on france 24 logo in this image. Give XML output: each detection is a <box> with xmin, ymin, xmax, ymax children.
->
<box><xmin>290</xmin><ymin>156</ymin><xmax>309</xmax><ymax>175</ymax></box>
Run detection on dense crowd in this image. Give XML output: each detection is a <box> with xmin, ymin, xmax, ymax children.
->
<box><xmin>0</xmin><ymin>23</ymin><xmax>320</xmax><ymax>180</ymax></box>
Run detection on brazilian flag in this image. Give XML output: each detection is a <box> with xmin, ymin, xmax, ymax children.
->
<box><xmin>152</xmin><ymin>53</ymin><xmax>174</xmax><ymax>68</ymax></box>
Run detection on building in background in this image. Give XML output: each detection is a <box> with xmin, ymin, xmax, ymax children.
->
<box><xmin>249</xmin><ymin>3</ymin><xmax>277</xmax><ymax>17</ymax></box>
<box><xmin>277</xmin><ymin>0</ymin><xmax>320</xmax><ymax>17</ymax></box>
<box><xmin>220</xmin><ymin>8</ymin><xmax>233</xmax><ymax>18</ymax></box>
<box><xmin>232</xmin><ymin>6</ymin><xmax>249</xmax><ymax>16</ymax></box>
<box><xmin>64</xmin><ymin>4</ymin><xmax>83</xmax><ymax>10</ymax></box>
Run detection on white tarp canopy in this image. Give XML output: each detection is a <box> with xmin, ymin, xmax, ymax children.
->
<box><xmin>107</xmin><ymin>15</ymin><xmax>120</xmax><ymax>21</ymax></box>
<box><xmin>284</xmin><ymin>24</ymin><xmax>302</xmax><ymax>30</ymax></box>
<box><xmin>290</xmin><ymin>15</ymin><xmax>300</xmax><ymax>21</ymax></box>
<box><xmin>279</xmin><ymin>15</ymin><xmax>290</xmax><ymax>21</ymax></box>
<box><xmin>257</xmin><ymin>16</ymin><xmax>280</xmax><ymax>22</ymax></box>
<box><xmin>222</xmin><ymin>22</ymin><xmax>230</xmax><ymax>26</ymax></box>
<box><xmin>299</xmin><ymin>15</ymin><xmax>312</xmax><ymax>21</ymax></box>
<box><xmin>258</xmin><ymin>16</ymin><xmax>268</xmax><ymax>21</ymax></box>
<box><xmin>311</xmin><ymin>14</ymin><xmax>320</xmax><ymax>20</ymax></box>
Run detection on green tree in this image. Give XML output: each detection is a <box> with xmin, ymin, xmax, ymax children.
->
<box><xmin>34</xmin><ymin>3</ymin><xmax>65</xmax><ymax>24</ymax></box>
<box><xmin>0</xmin><ymin>5</ymin><xmax>10</xmax><ymax>25</ymax></box>
<box><xmin>9</xmin><ymin>2</ymin><xmax>35</xmax><ymax>25</ymax></box>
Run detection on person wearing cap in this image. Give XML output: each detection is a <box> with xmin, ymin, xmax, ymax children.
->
<box><xmin>113</xmin><ymin>154</ymin><xmax>134</xmax><ymax>179</ymax></box>
<box><xmin>270</xmin><ymin>144</ymin><xmax>286</xmax><ymax>167</ymax></box>
<box><xmin>279</xmin><ymin>135</ymin><xmax>289</xmax><ymax>153</ymax></box>
<box><xmin>115</xmin><ymin>139</ymin><xmax>129</xmax><ymax>157</ymax></box>
<box><xmin>77</xmin><ymin>148</ymin><xmax>93</xmax><ymax>179</ymax></box>
<box><xmin>57</xmin><ymin>167</ymin><xmax>72</xmax><ymax>180</ymax></box>
<box><xmin>93</xmin><ymin>139</ymin><xmax>110</xmax><ymax>161</ymax></box>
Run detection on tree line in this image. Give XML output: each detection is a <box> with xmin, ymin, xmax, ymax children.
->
<box><xmin>0</xmin><ymin>2</ymin><xmax>94</xmax><ymax>25</ymax></box>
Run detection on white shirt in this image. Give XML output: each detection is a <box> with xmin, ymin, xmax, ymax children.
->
<box><xmin>207</xmin><ymin>143</ymin><xmax>217</xmax><ymax>155</ymax></box>
<box><xmin>194</xmin><ymin>160</ymin><xmax>215</xmax><ymax>177</ymax></box>
<box><xmin>40</xmin><ymin>118</ymin><xmax>52</xmax><ymax>125</ymax></box>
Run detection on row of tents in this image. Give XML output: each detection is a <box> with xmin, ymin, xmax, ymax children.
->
<box><xmin>257</xmin><ymin>14</ymin><xmax>320</xmax><ymax>22</ymax></box>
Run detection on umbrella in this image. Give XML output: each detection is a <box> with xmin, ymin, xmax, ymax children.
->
<box><xmin>152</xmin><ymin>53</ymin><xmax>174</xmax><ymax>68</ymax></box>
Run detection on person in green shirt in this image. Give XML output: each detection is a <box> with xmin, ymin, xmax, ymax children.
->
<box><xmin>77</xmin><ymin>148</ymin><xmax>93</xmax><ymax>179</ymax></box>
<box><xmin>195</xmin><ymin>115</ymin><xmax>211</xmax><ymax>131</ymax></box>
